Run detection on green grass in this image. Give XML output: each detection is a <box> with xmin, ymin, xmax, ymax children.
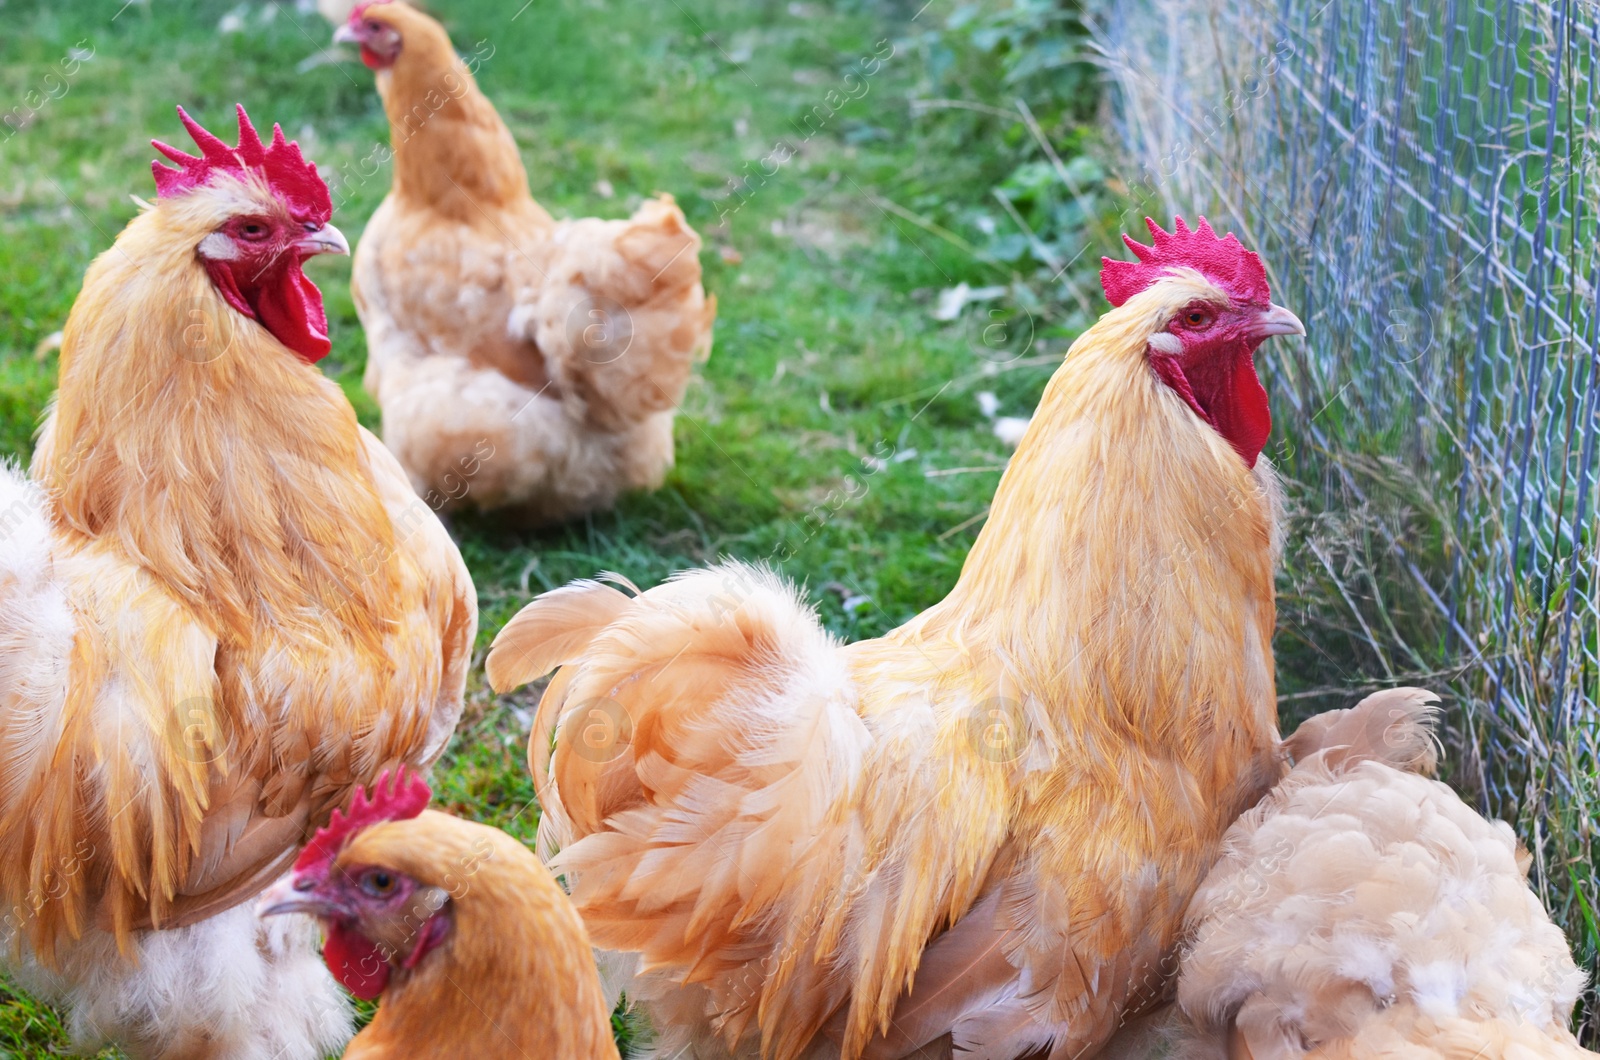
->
<box><xmin>0</xmin><ymin>0</ymin><xmax>1084</xmax><ymax>1054</ymax></box>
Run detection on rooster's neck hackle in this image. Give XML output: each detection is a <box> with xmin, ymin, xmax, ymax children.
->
<box><xmin>35</xmin><ymin>202</ymin><xmax>397</xmax><ymax>651</ymax></box>
<box><xmin>927</xmin><ymin>279</ymin><xmax>1280</xmax><ymax>771</ymax></box>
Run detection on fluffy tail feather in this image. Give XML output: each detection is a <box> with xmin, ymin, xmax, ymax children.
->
<box><xmin>499</xmin><ymin>564</ymin><xmax>871</xmax><ymax>1057</ymax></box>
<box><xmin>486</xmin><ymin>579</ymin><xmax>634</xmax><ymax>693</ymax></box>
<box><xmin>1281</xmin><ymin>686</ymin><xmax>1440</xmax><ymax>775</ymax></box>
<box><xmin>531</xmin><ymin>194</ymin><xmax>716</xmax><ymax>433</ymax></box>
<box><xmin>488</xmin><ymin>578</ymin><xmax>635</xmax><ymax>855</ymax></box>
<box><xmin>615</xmin><ymin>195</ymin><xmax>708</xmax><ymax>300</ymax></box>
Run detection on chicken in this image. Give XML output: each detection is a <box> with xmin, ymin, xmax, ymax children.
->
<box><xmin>333</xmin><ymin>0</ymin><xmax>716</xmax><ymax>524</ymax></box>
<box><xmin>1171</xmin><ymin>687</ymin><xmax>1598</xmax><ymax>1059</ymax></box>
<box><xmin>0</xmin><ymin>105</ymin><xmax>476</xmax><ymax>1060</ymax></box>
<box><xmin>486</xmin><ymin>217</ymin><xmax>1307</xmax><ymax>1060</ymax></box>
<box><xmin>258</xmin><ymin>769</ymin><xmax>619</xmax><ymax>1060</ymax></box>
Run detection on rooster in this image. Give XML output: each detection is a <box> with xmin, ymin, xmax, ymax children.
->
<box><xmin>1171</xmin><ymin>687</ymin><xmax>1599</xmax><ymax>1059</ymax></box>
<box><xmin>487</xmin><ymin>218</ymin><xmax>1306</xmax><ymax>1059</ymax></box>
<box><xmin>333</xmin><ymin>0</ymin><xmax>716</xmax><ymax>524</ymax></box>
<box><xmin>0</xmin><ymin>105</ymin><xmax>476</xmax><ymax>1060</ymax></box>
<box><xmin>259</xmin><ymin>769</ymin><xmax>619</xmax><ymax>1060</ymax></box>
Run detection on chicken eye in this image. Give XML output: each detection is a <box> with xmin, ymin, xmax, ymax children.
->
<box><xmin>361</xmin><ymin>870</ymin><xmax>398</xmax><ymax>897</ymax></box>
<box><xmin>1184</xmin><ymin>309</ymin><xmax>1214</xmax><ymax>328</ymax></box>
<box><xmin>237</xmin><ymin>221</ymin><xmax>270</xmax><ymax>242</ymax></box>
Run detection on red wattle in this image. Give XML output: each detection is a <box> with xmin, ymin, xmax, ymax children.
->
<box><xmin>324</xmin><ymin>922</ymin><xmax>391</xmax><ymax>1001</ymax></box>
<box><xmin>360</xmin><ymin>45</ymin><xmax>385</xmax><ymax>69</ymax></box>
<box><xmin>203</xmin><ymin>260</ymin><xmax>252</xmax><ymax>321</ymax></box>
<box><xmin>1152</xmin><ymin>343</ymin><xmax>1271</xmax><ymax>468</ymax></box>
<box><xmin>227</xmin><ymin>258</ymin><xmax>331</xmax><ymax>364</ymax></box>
<box><xmin>206</xmin><ymin>256</ymin><xmax>331</xmax><ymax>363</ymax></box>
<box><xmin>401</xmin><ymin>913</ymin><xmax>450</xmax><ymax>970</ymax></box>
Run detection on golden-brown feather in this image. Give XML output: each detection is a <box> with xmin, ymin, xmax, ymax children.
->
<box><xmin>492</xmin><ymin>273</ymin><xmax>1285</xmax><ymax>1060</ymax></box>
<box><xmin>485</xmin><ymin>580</ymin><xmax>632</xmax><ymax>693</ymax></box>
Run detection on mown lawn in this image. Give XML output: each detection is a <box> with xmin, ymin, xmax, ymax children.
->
<box><xmin>0</xmin><ymin>0</ymin><xmax>1085</xmax><ymax>1053</ymax></box>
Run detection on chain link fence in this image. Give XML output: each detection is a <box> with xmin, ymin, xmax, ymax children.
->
<box><xmin>1090</xmin><ymin>0</ymin><xmax>1598</xmax><ymax>1035</ymax></box>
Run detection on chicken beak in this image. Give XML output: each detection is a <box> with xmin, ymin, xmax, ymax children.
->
<box><xmin>332</xmin><ymin>23</ymin><xmax>362</xmax><ymax>45</ymax></box>
<box><xmin>257</xmin><ymin>875</ymin><xmax>334</xmax><ymax>919</ymax></box>
<box><xmin>1251</xmin><ymin>303</ymin><xmax>1306</xmax><ymax>339</ymax></box>
<box><xmin>296</xmin><ymin>223</ymin><xmax>350</xmax><ymax>258</ymax></box>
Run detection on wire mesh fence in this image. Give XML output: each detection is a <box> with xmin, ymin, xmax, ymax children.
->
<box><xmin>1090</xmin><ymin>0</ymin><xmax>1599</xmax><ymax>1034</ymax></box>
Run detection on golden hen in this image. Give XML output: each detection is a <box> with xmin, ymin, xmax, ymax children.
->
<box><xmin>1172</xmin><ymin>687</ymin><xmax>1598</xmax><ymax>1059</ymax></box>
<box><xmin>334</xmin><ymin>0</ymin><xmax>716</xmax><ymax>523</ymax></box>
<box><xmin>488</xmin><ymin>218</ymin><xmax>1305</xmax><ymax>1059</ymax></box>
<box><xmin>0</xmin><ymin>105</ymin><xmax>475</xmax><ymax>1060</ymax></box>
<box><xmin>259</xmin><ymin>769</ymin><xmax>619</xmax><ymax>1060</ymax></box>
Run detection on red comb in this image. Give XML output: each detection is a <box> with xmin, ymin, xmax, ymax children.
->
<box><xmin>1099</xmin><ymin>216</ymin><xmax>1270</xmax><ymax>307</ymax></box>
<box><xmin>151</xmin><ymin>104</ymin><xmax>332</xmax><ymax>225</ymax></box>
<box><xmin>294</xmin><ymin>767</ymin><xmax>432</xmax><ymax>874</ymax></box>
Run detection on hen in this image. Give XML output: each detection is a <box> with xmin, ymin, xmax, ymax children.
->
<box><xmin>487</xmin><ymin>218</ymin><xmax>1305</xmax><ymax>1059</ymax></box>
<box><xmin>1172</xmin><ymin>687</ymin><xmax>1598</xmax><ymax>1059</ymax></box>
<box><xmin>0</xmin><ymin>105</ymin><xmax>475</xmax><ymax>1059</ymax></box>
<box><xmin>259</xmin><ymin>769</ymin><xmax>619</xmax><ymax>1060</ymax></box>
<box><xmin>334</xmin><ymin>0</ymin><xmax>716</xmax><ymax>523</ymax></box>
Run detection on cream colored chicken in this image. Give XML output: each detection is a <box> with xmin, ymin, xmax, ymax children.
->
<box><xmin>336</xmin><ymin>1</ymin><xmax>715</xmax><ymax>523</ymax></box>
<box><xmin>1173</xmin><ymin>688</ymin><xmax>1597</xmax><ymax>1059</ymax></box>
